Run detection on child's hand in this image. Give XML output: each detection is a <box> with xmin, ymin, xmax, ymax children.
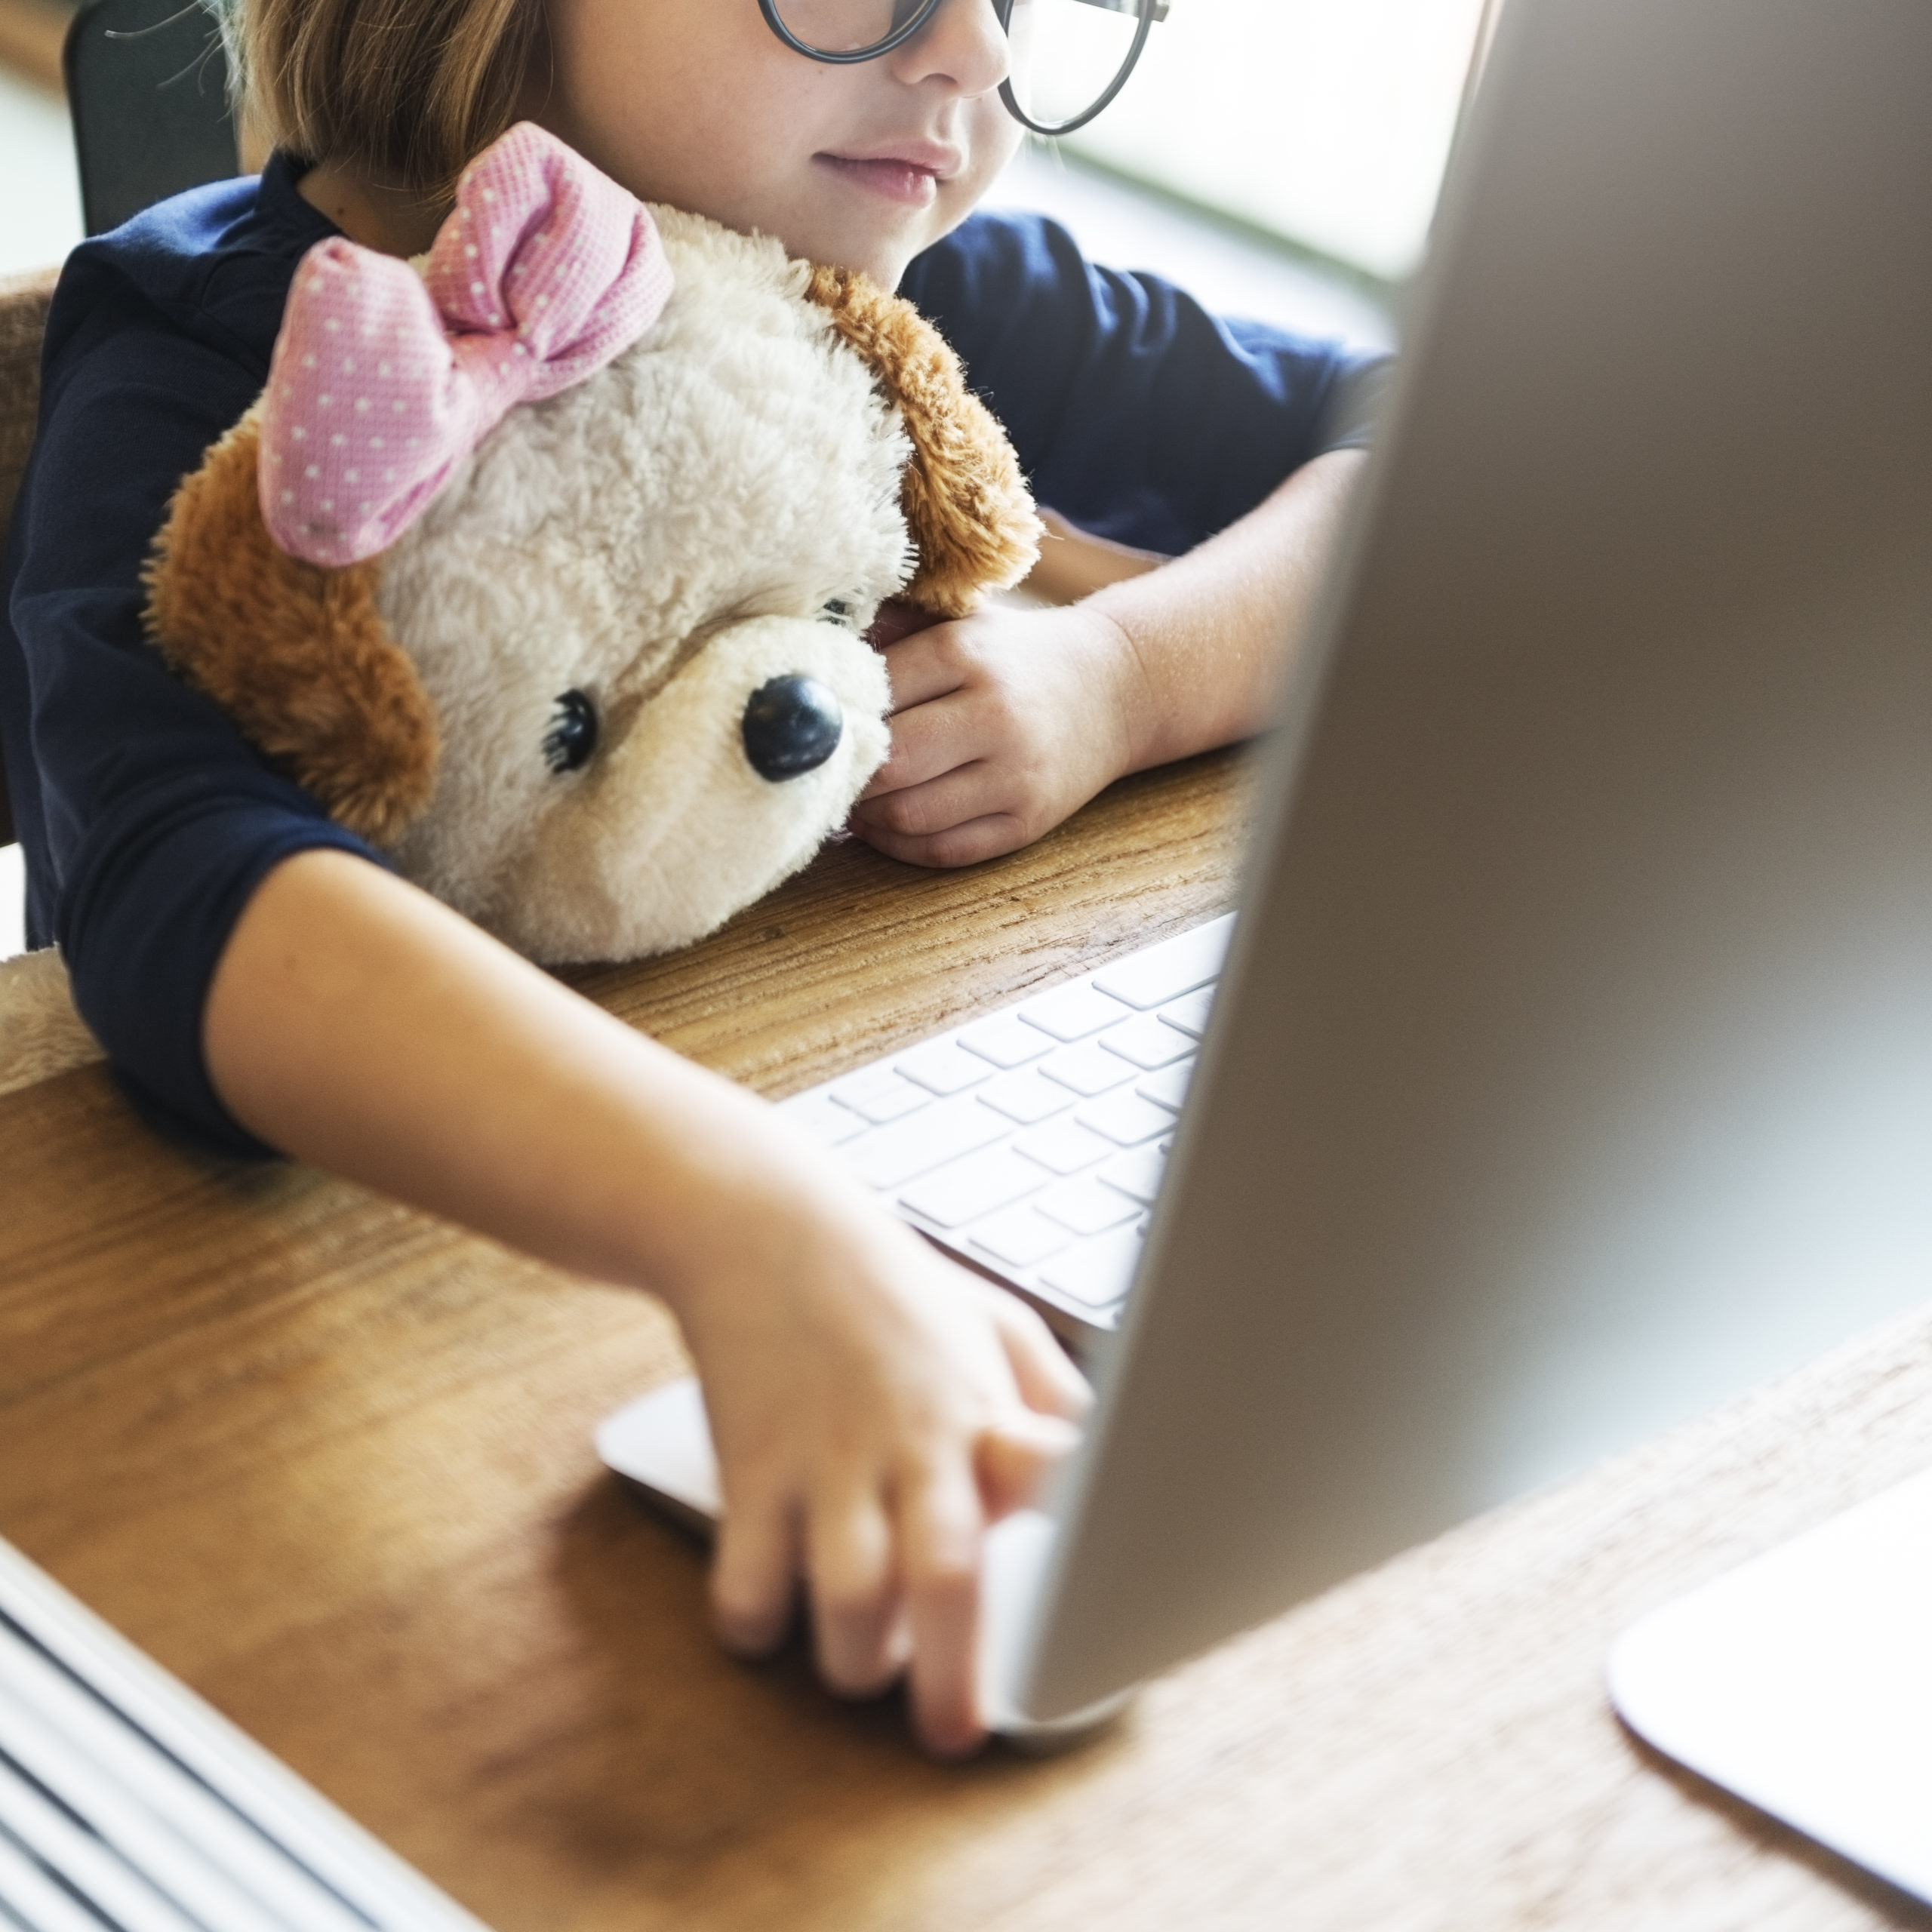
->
<box><xmin>208</xmin><ymin>852</ymin><xmax>1087</xmax><ymax>1758</ymax></box>
<box><xmin>851</xmin><ymin>456</ymin><xmax>1365</xmax><ymax>870</ymax></box>
<box><xmin>848</xmin><ymin>601</ymin><xmax>1146</xmax><ymax>869</ymax></box>
<box><xmin>666</xmin><ymin>1154</ymin><xmax>1091</xmax><ymax>1756</ymax></box>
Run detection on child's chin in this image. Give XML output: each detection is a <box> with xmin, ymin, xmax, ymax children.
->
<box><xmin>802</xmin><ymin>220</ymin><xmax>924</xmax><ymax>290</ymax></box>
<box><xmin>795</xmin><ymin>185</ymin><xmax>955</xmax><ymax>285</ymax></box>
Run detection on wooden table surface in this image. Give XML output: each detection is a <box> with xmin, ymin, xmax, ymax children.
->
<box><xmin>3</xmin><ymin>747</ymin><xmax>1930</xmax><ymax>1932</ymax></box>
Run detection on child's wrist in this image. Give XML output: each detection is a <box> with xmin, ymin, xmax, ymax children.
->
<box><xmin>623</xmin><ymin>1090</ymin><xmax>884</xmax><ymax>1324</ymax></box>
<box><xmin>1063</xmin><ymin>601</ymin><xmax>1157</xmax><ymax>782</ymax></box>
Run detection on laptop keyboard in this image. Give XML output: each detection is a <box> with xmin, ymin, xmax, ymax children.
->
<box><xmin>0</xmin><ymin>1538</ymin><xmax>488</xmax><ymax>1930</ymax></box>
<box><xmin>778</xmin><ymin>915</ymin><xmax>1233</xmax><ymax>1327</ymax></box>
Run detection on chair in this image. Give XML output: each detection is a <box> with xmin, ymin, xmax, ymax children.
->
<box><xmin>63</xmin><ymin>0</ymin><xmax>240</xmax><ymax>236</ymax></box>
<box><xmin>0</xmin><ymin>268</ymin><xmax>60</xmax><ymax>851</ymax></box>
<box><xmin>0</xmin><ymin>0</ymin><xmax>240</xmax><ymax>852</ymax></box>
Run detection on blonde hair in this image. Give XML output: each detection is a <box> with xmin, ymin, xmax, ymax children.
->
<box><xmin>208</xmin><ymin>0</ymin><xmax>545</xmax><ymax>197</ymax></box>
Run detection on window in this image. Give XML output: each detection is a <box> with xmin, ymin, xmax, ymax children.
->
<box><xmin>1063</xmin><ymin>0</ymin><xmax>1491</xmax><ymax>285</ymax></box>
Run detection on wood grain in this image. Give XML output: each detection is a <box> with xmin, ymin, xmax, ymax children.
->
<box><xmin>2</xmin><ymin>746</ymin><xmax>1929</xmax><ymax>1932</ymax></box>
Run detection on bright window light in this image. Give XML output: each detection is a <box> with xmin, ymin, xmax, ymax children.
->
<box><xmin>1063</xmin><ymin>0</ymin><xmax>1491</xmax><ymax>285</ymax></box>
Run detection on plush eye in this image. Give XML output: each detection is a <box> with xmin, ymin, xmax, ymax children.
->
<box><xmin>820</xmin><ymin>599</ymin><xmax>853</xmax><ymax>624</ymax></box>
<box><xmin>543</xmin><ymin>689</ymin><xmax>598</xmax><ymax>774</ymax></box>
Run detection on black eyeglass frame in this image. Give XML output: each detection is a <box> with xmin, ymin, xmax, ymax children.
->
<box><xmin>755</xmin><ymin>0</ymin><xmax>1161</xmax><ymax>137</ymax></box>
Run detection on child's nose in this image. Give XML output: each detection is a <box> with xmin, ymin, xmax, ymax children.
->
<box><xmin>886</xmin><ymin>0</ymin><xmax>1011</xmax><ymax>98</ymax></box>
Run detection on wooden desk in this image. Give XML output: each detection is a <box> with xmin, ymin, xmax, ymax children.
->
<box><xmin>3</xmin><ymin>748</ymin><xmax>1930</xmax><ymax>1932</ymax></box>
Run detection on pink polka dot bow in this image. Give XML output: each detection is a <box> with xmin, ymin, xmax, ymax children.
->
<box><xmin>260</xmin><ymin>122</ymin><xmax>675</xmax><ymax>565</ymax></box>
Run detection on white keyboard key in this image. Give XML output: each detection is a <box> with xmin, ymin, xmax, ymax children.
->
<box><xmin>895</xmin><ymin>1037</ymin><xmax>994</xmax><ymax>1096</ymax></box>
<box><xmin>1099</xmin><ymin>1141</ymin><xmax>1168</xmax><ymax>1204</ymax></box>
<box><xmin>1037</xmin><ymin>1175</ymin><xmax>1140</xmax><ymax>1235</ymax></box>
<box><xmin>1097</xmin><ymin>1011</ymin><xmax>1195</xmax><ymax>1070</ymax></box>
<box><xmin>900</xmin><ymin>1146</ymin><xmax>1052</xmax><ymax>1229</ymax></box>
<box><xmin>845</xmin><ymin>1095</ymin><xmax>1007</xmax><ymax>1189</ymax></box>
<box><xmin>1018</xmin><ymin>980</ymin><xmax>1134</xmax><ymax>1042</ymax></box>
<box><xmin>832</xmin><ymin>1063</ymin><xmax>934</xmax><ymax>1124</ymax></box>
<box><xmin>955</xmin><ymin>1011</ymin><xmax>1055</xmax><ymax>1069</ymax></box>
<box><xmin>1038</xmin><ymin>1039</ymin><xmax>1137</xmax><ymax>1097</ymax></box>
<box><xmin>978</xmin><ymin>1066</ymin><xmax>1075</xmax><ymax>1124</ymax></box>
<box><xmin>1091</xmin><ymin>915</ymin><xmax>1235</xmax><ymax>1010</ymax></box>
<box><xmin>1076</xmin><ymin>1088</ymin><xmax>1173</xmax><ymax>1147</ymax></box>
<box><xmin>968</xmin><ymin>1204</ymin><xmax>1074</xmax><ymax>1269</ymax></box>
<box><xmin>1012</xmin><ymin>1116</ymin><xmax>1115</xmax><ymax>1176</ymax></box>
<box><xmin>1039</xmin><ymin>1224</ymin><xmax>1145</xmax><ymax>1307</ymax></box>
<box><xmin>1158</xmin><ymin>984</ymin><xmax>1216</xmax><ymax>1039</ymax></box>
<box><xmin>1136</xmin><ymin>1057</ymin><xmax>1195</xmax><ymax>1112</ymax></box>
<box><xmin>777</xmin><ymin>1089</ymin><xmax>867</xmax><ymax>1147</ymax></box>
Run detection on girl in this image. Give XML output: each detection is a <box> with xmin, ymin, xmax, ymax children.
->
<box><xmin>0</xmin><ymin>0</ymin><xmax>1385</xmax><ymax>1754</ymax></box>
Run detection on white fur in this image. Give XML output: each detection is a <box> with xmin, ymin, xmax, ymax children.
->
<box><xmin>377</xmin><ymin>210</ymin><xmax>912</xmax><ymax>962</ymax></box>
<box><xmin>0</xmin><ymin>948</ymin><xmax>102</xmax><ymax>1097</ymax></box>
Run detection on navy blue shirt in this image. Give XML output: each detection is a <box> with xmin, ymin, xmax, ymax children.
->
<box><xmin>1</xmin><ymin>152</ymin><xmax>1390</xmax><ymax>1155</ymax></box>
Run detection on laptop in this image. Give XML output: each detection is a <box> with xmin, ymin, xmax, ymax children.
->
<box><xmin>0</xmin><ymin>1534</ymin><xmax>491</xmax><ymax>1930</ymax></box>
<box><xmin>604</xmin><ymin>0</ymin><xmax>1932</xmax><ymax>1840</ymax></box>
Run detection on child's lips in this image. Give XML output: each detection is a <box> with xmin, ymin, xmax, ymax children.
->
<box><xmin>816</xmin><ymin>149</ymin><xmax>958</xmax><ymax>206</ymax></box>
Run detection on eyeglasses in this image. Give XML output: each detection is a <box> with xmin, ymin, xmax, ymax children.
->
<box><xmin>757</xmin><ymin>0</ymin><xmax>1168</xmax><ymax>137</ymax></box>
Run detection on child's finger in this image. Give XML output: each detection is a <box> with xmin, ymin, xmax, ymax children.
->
<box><xmin>884</xmin><ymin>1607</ymin><xmax>913</xmax><ymax>1675</ymax></box>
<box><xmin>863</xmin><ymin>600</ymin><xmax>946</xmax><ymax>651</ymax></box>
<box><xmin>980</xmin><ymin>1286</ymin><xmax>1094</xmax><ymax>1420</ymax></box>
<box><xmin>847</xmin><ymin>811</ymin><xmax>1028</xmax><ymax>870</ymax></box>
<box><xmin>852</xmin><ymin>761</ymin><xmax>999</xmax><ymax>841</ymax></box>
<box><xmin>710</xmin><ymin>1487</ymin><xmax>800</xmax><ymax>1658</ymax></box>
<box><xmin>873</xmin><ymin>624</ymin><xmax>971</xmax><ymax>712</ymax></box>
<box><xmin>807</xmin><ymin>1482</ymin><xmax>902</xmax><ymax>1697</ymax></box>
<box><xmin>977</xmin><ymin>1412</ymin><xmax>1084</xmax><ymax>1520</ymax></box>
<box><xmin>856</xmin><ymin>691</ymin><xmax>980</xmax><ymax>800</ymax></box>
<box><xmin>899</xmin><ymin>1463</ymin><xmax>987</xmax><ymax>1758</ymax></box>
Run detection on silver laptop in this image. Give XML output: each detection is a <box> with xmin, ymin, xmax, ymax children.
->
<box><xmin>604</xmin><ymin>0</ymin><xmax>1932</xmax><ymax>1777</ymax></box>
<box><xmin>0</xmin><ymin>1536</ymin><xmax>491</xmax><ymax>1930</ymax></box>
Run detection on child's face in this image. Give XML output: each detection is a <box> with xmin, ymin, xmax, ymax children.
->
<box><xmin>535</xmin><ymin>0</ymin><xmax>1024</xmax><ymax>288</ymax></box>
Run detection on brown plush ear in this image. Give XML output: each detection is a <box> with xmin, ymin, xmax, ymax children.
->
<box><xmin>803</xmin><ymin>263</ymin><xmax>1042</xmax><ymax>618</ymax></box>
<box><xmin>143</xmin><ymin>408</ymin><xmax>439</xmax><ymax>846</ymax></box>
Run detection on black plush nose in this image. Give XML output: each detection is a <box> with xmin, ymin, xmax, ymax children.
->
<box><xmin>741</xmin><ymin>675</ymin><xmax>844</xmax><ymax>781</ymax></box>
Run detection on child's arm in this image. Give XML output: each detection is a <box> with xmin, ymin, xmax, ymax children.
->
<box><xmin>850</xmin><ymin>446</ymin><xmax>1364</xmax><ymax>867</ymax></box>
<box><xmin>204</xmin><ymin>847</ymin><xmax>1089</xmax><ymax>1755</ymax></box>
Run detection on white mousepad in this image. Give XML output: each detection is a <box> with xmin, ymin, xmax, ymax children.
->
<box><xmin>1607</xmin><ymin>1465</ymin><xmax>1932</xmax><ymax>1901</ymax></box>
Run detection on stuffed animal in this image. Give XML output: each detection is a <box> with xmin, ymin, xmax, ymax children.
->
<box><xmin>0</xmin><ymin>123</ymin><xmax>1040</xmax><ymax>1097</ymax></box>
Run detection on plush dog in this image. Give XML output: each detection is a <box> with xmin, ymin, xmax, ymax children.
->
<box><xmin>0</xmin><ymin>124</ymin><xmax>1040</xmax><ymax>1097</ymax></box>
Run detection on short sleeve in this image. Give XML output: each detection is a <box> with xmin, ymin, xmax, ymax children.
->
<box><xmin>900</xmin><ymin>210</ymin><xmax>1393</xmax><ymax>557</ymax></box>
